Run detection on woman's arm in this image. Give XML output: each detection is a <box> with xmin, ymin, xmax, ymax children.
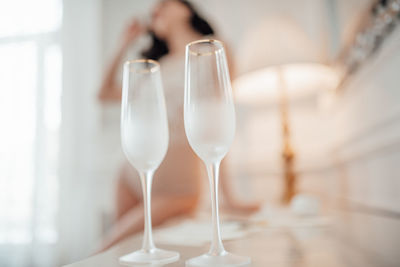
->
<box><xmin>98</xmin><ymin>20</ymin><xmax>144</xmax><ymax>102</ymax></box>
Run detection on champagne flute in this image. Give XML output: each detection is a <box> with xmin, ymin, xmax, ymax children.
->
<box><xmin>119</xmin><ymin>59</ymin><xmax>179</xmax><ymax>265</ymax></box>
<box><xmin>184</xmin><ymin>40</ymin><xmax>251</xmax><ymax>266</ymax></box>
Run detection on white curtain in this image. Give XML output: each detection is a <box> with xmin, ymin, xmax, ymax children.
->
<box><xmin>0</xmin><ymin>0</ymin><xmax>111</xmax><ymax>266</ymax></box>
<box><xmin>0</xmin><ymin>0</ymin><xmax>62</xmax><ymax>266</ymax></box>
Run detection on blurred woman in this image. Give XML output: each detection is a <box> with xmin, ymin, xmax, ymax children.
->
<box><xmin>98</xmin><ymin>0</ymin><xmax>259</xmax><ymax>251</ymax></box>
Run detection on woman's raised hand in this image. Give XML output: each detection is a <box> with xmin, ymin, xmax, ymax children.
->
<box><xmin>121</xmin><ymin>19</ymin><xmax>144</xmax><ymax>48</ymax></box>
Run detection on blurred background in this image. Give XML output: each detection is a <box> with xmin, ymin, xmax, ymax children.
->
<box><xmin>1</xmin><ymin>0</ymin><xmax>399</xmax><ymax>266</ymax></box>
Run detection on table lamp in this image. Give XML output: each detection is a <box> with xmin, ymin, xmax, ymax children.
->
<box><xmin>233</xmin><ymin>17</ymin><xmax>339</xmax><ymax>203</ymax></box>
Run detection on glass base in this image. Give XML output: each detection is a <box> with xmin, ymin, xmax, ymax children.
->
<box><xmin>186</xmin><ymin>251</ymin><xmax>251</xmax><ymax>267</ymax></box>
<box><xmin>119</xmin><ymin>248</ymin><xmax>180</xmax><ymax>266</ymax></box>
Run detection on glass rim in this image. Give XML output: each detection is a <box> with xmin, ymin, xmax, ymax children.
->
<box><xmin>186</xmin><ymin>39</ymin><xmax>224</xmax><ymax>56</ymax></box>
<box><xmin>124</xmin><ymin>59</ymin><xmax>160</xmax><ymax>73</ymax></box>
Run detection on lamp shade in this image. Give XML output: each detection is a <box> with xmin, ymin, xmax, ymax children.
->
<box><xmin>233</xmin><ymin>63</ymin><xmax>339</xmax><ymax>104</ymax></box>
<box><xmin>237</xmin><ymin>17</ymin><xmax>322</xmax><ymax>75</ymax></box>
<box><xmin>234</xmin><ymin>17</ymin><xmax>339</xmax><ymax>103</ymax></box>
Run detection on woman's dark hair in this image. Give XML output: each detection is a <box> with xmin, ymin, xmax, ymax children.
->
<box><xmin>142</xmin><ymin>0</ymin><xmax>215</xmax><ymax>60</ymax></box>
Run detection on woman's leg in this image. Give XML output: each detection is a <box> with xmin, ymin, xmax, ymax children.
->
<box><xmin>116</xmin><ymin>164</ymin><xmax>140</xmax><ymax>220</ymax></box>
<box><xmin>100</xmin><ymin>194</ymin><xmax>198</xmax><ymax>252</ymax></box>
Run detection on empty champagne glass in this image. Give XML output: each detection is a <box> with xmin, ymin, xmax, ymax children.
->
<box><xmin>184</xmin><ymin>40</ymin><xmax>251</xmax><ymax>266</ymax></box>
<box><xmin>119</xmin><ymin>59</ymin><xmax>179</xmax><ymax>265</ymax></box>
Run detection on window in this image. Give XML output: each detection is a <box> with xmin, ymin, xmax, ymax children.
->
<box><xmin>0</xmin><ymin>0</ymin><xmax>62</xmax><ymax>265</ymax></box>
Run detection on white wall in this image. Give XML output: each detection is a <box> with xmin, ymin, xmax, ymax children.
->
<box><xmin>58</xmin><ymin>0</ymin><xmax>102</xmax><ymax>264</ymax></box>
<box><xmin>299</xmin><ymin>28</ymin><xmax>400</xmax><ymax>267</ymax></box>
<box><xmin>100</xmin><ymin>0</ymin><xmax>335</xmax><ymax>66</ymax></box>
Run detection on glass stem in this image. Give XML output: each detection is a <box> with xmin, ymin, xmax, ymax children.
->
<box><xmin>206</xmin><ymin>161</ymin><xmax>226</xmax><ymax>256</ymax></box>
<box><xmin>140</xmin><ymin>170</ymin><xmax>155</xmax><ymax>252</ymax></box>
